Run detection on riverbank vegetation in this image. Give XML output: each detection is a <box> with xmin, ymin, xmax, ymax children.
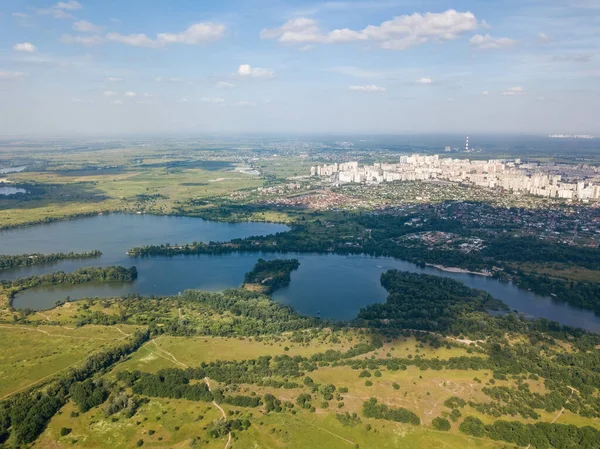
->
<box><xmin>1</xmin><ymin>266</ymin><xmax>137</xmax><ymax>308</ymax></box>
<box><xmin>0</xmin><ymin>250</ymin><xmax>102</xmax><ymax>271</ymax></box>
<box><xmin>243</xmin><ymin>258</ymin><xmax>300</xmax><ymax>294</ymax></box>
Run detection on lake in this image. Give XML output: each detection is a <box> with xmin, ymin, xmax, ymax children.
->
<box><xmin>1</xmin><ymin>214</ymin><xmax>599</xmax><ymax>332</ymax></box>
<box><xmin>0</xmin><ymin>187</ymin><xmax>27</xmax><ymax>196</ymax></box>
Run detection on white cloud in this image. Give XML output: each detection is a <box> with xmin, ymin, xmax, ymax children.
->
<box><xmin>37</xmin><ymin>1</ymin><xmax>81</xmax><ymax>19</ymax></box>
<box><xmin>216</xmin><ymin>81</ymin><xmax>235</xmax><ymax>88</ymax></box>
<box><xmin>12</xmin><ymin>13</ymin><xmax>29</xmax><ymax>18</ymax></box>
<box><xmin>112</xmin><ymin>99</ymin><xmax>123</xmax><ymax>105</ymax></box>
<box><xmin>501</xmin><ymin>86</ymin><xmax>525</xmax><ymax>96</ymax></box>
<box><xmin>416</xmin><ymin>77</ymin><xmax>432</xmax><ymax>84</ymax></box>
<box><xmin>56</xmin><ymin>1</ymin><xmax>82</xmax><ymax>10</ymax></box>
<box><xmin>61</xmin><ymin>34</ymin><xmax>104</xmax><ymax>46</ymax></box>
<box><xmin>106</xmin><ymin>77</ymin><xmax>122</xmax><ymax>82</ymax></box>
<box><xmin>103</xmin><ymin>91</ymin><xmax>118</xmax><ymax>97</ymax></box>
<box><xmin>236</xmin><ymin>101</ymin><xmax>257</xmax><ymax>106</ymax></box>
<box><xmin>202</xmin><ymin>97</ymin><xmax>225</xmax><ymax>104</ymax></box>
<box><xmin>106</xmin><ymin>22</ymin><xmax>226</xmax><ymax>48</ymax></box>
<box><xmin>348</xmin><ymin>84</ymin><xmax>386</xmax><ymax>93</ymax></box>
<box><xmin>261</xmin><ymin>10</ymin><xmax>480</xmax><ymax>51</ymax></box>
<box><xmin>470</xmin><ymin>34</ymin><xmax>516</xmax><ymax>50</ymax></box>
<box><xmin>537</xmin><ymin>32</ymin><xmax>551</xmax><ymax>44</ymax></box>
<box><xmin>0</xmin><ymin>71</ymin><xmax>26</xmax><ymax>81</ymax></box>
<box><xmin>73</xmin><ymin>20</ymin><xmax>101</xmax><ymax>33</ymax></box>
<box><xmin>299</xmin><ymin>45</ymin><xmax>315</xmax><ymax>52</ymax></box>
<box><xmin>143</xmin><ymin>93</ymin><xmax>152</xmax><ymax>97</ymax></box>
<box><xmin>237</xmin><ymin>64</ymin><xmax>274</xmax><ymax>79</ymax></box>
<box><xmin>536</xmin><ymin>96</ymin><xmax>545</xmax><ymax>101</ymax></box>
<box><xmin>481</xmin><ymin>90</ymin><xmax>489</xmax><ymax>96</ymax></box>
<box><xmin>14</xmin><ymin>42</ymin><xmax>37</xmax><ymax>53</ymax></box>
<box><xmin>71</xmin><ymin>97</ymin><xmax>82</xmax><ymax>102</ymax></box>
<box><xmin>124</xmin><ymin>92</ymin><xmax>136</xmax><ymax>97</ymax></box>
<box><xmin>178</xmin><ymin>98</ymin><xmax>189</xmax><ymax>103</ymax></box>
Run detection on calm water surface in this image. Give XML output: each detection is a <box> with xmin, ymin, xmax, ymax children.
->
<box><xmin>1</xmin><ymin>214</ymin><xmax>599</xmax><ymax>332</ymax></box>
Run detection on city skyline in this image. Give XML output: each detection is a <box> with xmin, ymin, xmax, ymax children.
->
<box><xmin>1</xmin><ymin>0</ymin><xmax>599</xmax><ymax>136</ymax></box>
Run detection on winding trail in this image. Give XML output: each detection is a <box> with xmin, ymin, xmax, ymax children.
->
<box><xmin>204</xmin><ymin>376</ymin><xmax>231</xmax><ymax>449</ymax></box>
<box><xmin>551</xmin><ymin>386</ymin><xmax>578</xmax><ymax>424</ymax></box>
<box><xmin>152</xmin><ymin>338</ymin><xmax>232</xmax><ymax>449</ymax></box>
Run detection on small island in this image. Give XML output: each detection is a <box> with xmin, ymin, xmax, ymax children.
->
<box><xmin>243</xmin><ymin>258</ymin><xmax>300</xmax><ymax>294</ymax></box>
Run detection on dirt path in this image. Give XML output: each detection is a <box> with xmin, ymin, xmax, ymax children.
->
<box><xmin>151</xmin><ymin>339</ymin><xmax>231</xmax><ymax>449</ymax></box>
<box><xmin>552</xmin><ymin>386</ymin><xmax>578</xmax><ymax>424</ymax></box>
<box><xmin>294</xmin><ymin>416</ymin><xmax>356</xmax><ymax>446</ymax></box>
<box><xmin>151</xmin><ymin>339</ymin><xmax>188</xmax><ymax>368</ymax></box>
<box><xmin>204</xmin><ymin>377</ymin><xmax>232</xmax><ymax>449</ymax></box>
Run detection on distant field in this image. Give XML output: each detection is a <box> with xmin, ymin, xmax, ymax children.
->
<box><xmin>0</xmin><ymin>324</ymin><xmax>134</xmax><ymax>398</ymax></box>
<box><xmin>111</xmin><ymin>332</ymin><xmax>364</xmax><ymax>375</ymax></box>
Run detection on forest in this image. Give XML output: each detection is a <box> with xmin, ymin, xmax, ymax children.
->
<box><xmin>0</xmin><ymin>250</ymin><xmax>102</xmax><ymax>271</ymax></box>
<box><xmin>243</xmin><ymin>258</ymin><xmax>300</xmax><ymax>293</ymax></box>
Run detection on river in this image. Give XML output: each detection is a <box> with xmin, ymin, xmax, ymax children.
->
<box><xmin>1</xmin><ymin>214</ymin><xmax>599</xmax><ymax>331</ymax></box>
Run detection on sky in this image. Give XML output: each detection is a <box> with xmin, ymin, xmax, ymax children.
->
<box><xmin>0</xmin><ymin>0</ymin><xmax>599</xmax><ymax>136</ymax></box>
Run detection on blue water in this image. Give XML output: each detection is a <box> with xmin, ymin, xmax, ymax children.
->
<box><xmin>1</xmin><ymin>214</ymin><xmax>599</xmax><ymax>332</ymax></box>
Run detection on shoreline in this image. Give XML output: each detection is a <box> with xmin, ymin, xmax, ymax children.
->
<box><xmin>426</xmin><ymin>264</ymin><xmax>492</xmax><ymax>277</ymax></box>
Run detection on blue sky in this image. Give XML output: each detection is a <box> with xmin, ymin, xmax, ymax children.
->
<box><xmin>0</xmin><ymin>0</ymin><xmax>599</xmax><ymax>136</ymax></box>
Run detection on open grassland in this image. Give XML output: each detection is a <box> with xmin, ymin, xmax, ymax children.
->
<box><xmin>0</xmin><ymin>324</ymin><xmax>135</xmax><ymax>398</ymax></box>
<box><xmin>514</xmin><ymin>262</ymin><xmax>600</xmax><ymax>283</ymax></box>
<box><xmin>110</xmin><ymin>331</ymin><xmax>365</xmax><ymax>375</ymax></box>
<box><xmin>35</xmin><ymin>397</ymin><xmax>227</xmax><ymax>449</ymax></box>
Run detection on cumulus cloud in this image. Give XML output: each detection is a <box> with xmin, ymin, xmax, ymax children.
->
<box><xmin>103</xmin><ymin>91</ymin><xmax>118</xmax><ymax>97</ymax></box>
<box><xmin>111</xmin><ymin>99</ymin><xmax>123</xmax><ymax>105</ymax></box>
<box><xmin>124</xmin><ymin>92</ymin><xmax>136</xmax><ymax>97</ymax></box>
<box><xmin>60</xmin><ymin>34</ymin><xmax>104</xmax><ymax>45</ymax></box>
<box><xmin>73</xmin><ymin>20</ymin><xmax>101</xmax><ymax>33</ymax></box>
<box><xmin>12</xmin><ymin>12</ymin><xmax>29</xmax><ymax>18</ymax></box>
<box><xmin>501</xmin><ymin>86</ymin><xmax>525</xmax><ymax>96</ymax></box>
<box><xmin>14</xmin><ymin>42</ymin><xmax>37</xmax><ymax>52</ymax></box>
<box><xmin>261</xmin><ymin>10</ymin><xmax>480</xmax><ymax>51</ymax></box>
<box><xmin>37</xmin><ymin>1</ymin><xmax>82</xmax><ymax>19</ymax></box>
<box><xmin>0</xmin><ymin>71</ymin><xmax>26</xmax><ymax>81</ymax></box>
<box><xmin>106</xmin><ymin>77</ymin><xmax>122</xmax><ymax>82</ymax></box>
<box><xmin>106</xmin><ymin>22</ymin><xmax>226</xmax><ymax>48</ymax></box>
<box><xmin>237</xmin><ymin>64</ymin><xmax>274</xmax><ymax>79</ymax></box>
<box><xmin>481</xmin><ymin>91</ymin><xmax>489</xmax><ymax>95</ymax></box>
<box><xmin>178</xmin><ymin>98</ymin><xmax>189</xmax><ymax>103</ymax></box>
<box><xmin>470</xmin><ymin>34</ymin><xmax>516</xmax><ymax>49</ymax></box>
<box><xmin>537</xmin><ymin>32</ymin><xmax>551</xmax><ymax>44</ymax></box>
<box><xmin>416</xmin><ymin>77</ymin><xmax>432</xmax><ymax>84</ymax></box>
<box><xmin>216</xmin><ymin>81</ymin><xmax>235</xmax><ymax>88</ymax></box>
<box><xmin>56</xmin><ymin>1</ymin><xmax>82</xmax><ymax>10</ymax></box>
<box><xmin>348</xmin><ymin>84</ymin><xmax>386</xmax><ymax>93</ymax></box>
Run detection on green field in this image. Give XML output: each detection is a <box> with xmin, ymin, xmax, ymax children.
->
<box><xmin>0</xmin><ymin>324</ymin><xmax>136</xmax><ymax>398</ymax></box>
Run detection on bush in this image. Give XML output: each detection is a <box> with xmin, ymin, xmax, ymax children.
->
<box><xmin>432</xmin><ymin>417</ymin><xmax>451</xmax><ymax>431</ymax></box>
<box><xmin>60</xmin><ymin>427</ymin><xmax>72</xmax><ymax>436</ymax></box>
<box><xmin>459</xmin><ymin>417</ymin><xmax>485</xmax><ymax>438</ymax></box>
